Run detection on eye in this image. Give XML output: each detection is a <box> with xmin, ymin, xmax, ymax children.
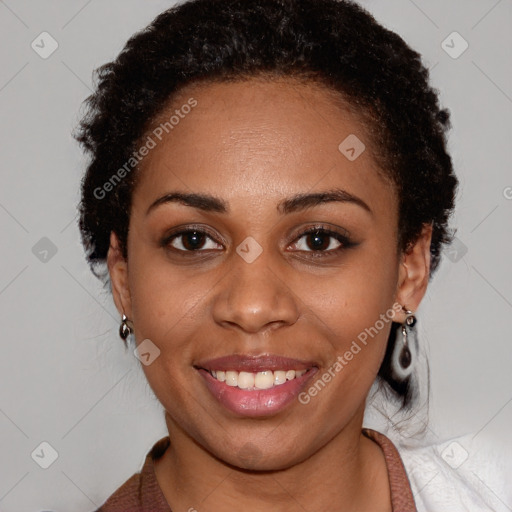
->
<box><xmin>161</xmin><ymin>224</ymin><xmax>355</xmax><ymax>257</ymax></box>
<box><xmin>290</xmin><ymin>226</ymin><xmax>352</xmax><ymax>254</ymax></box>
<box><xmin>163</xmin><ymin>228</ymin><xmax>223</xmax><ymax>252</ymax></box>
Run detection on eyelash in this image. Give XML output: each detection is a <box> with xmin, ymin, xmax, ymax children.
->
<box><xmin>290</xmin><ymin>226</ymin><xmax>355</xmax><ymax>255</ymax></box>
<box><xmin>161</xmin><ymin>224</ymin><xmax>355</xmax><ymax>258</ymax></box>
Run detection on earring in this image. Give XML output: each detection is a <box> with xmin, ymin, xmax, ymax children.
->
<box><xmin>391</xmin><ymin>306</ymin><xmax>417</xmax><ymax>380</ymax></box>
<box><xmin>119</xmin><ymin>314</ymin><xmax>132</xmax><ymax>346</ymax></box>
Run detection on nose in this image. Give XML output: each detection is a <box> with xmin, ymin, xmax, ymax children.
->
<box><xmin>211</xmin><ymin>248</ymin><xmax>300</xmax><ymax>334</ymax></box>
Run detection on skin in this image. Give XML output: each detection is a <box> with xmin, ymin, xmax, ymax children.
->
<box><xmin>107</xmin><ymin>77</ymin><xmax>432</xmax><ymax>512</ymax></box>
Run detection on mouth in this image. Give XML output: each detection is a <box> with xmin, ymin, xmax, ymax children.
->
<box><xmin>203</xmin><ymin>368</ymin><xmax>309</xmax><ymax>390</ymax></box>
<box><xmin>195</xmin><ymin>354</ymin><xmax>318</xmax><ymax>417</ymax></box>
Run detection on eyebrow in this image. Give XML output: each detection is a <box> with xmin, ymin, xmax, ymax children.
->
<box><xmin>146</xmin><ymin>188</ymin><xmax>372</xmax><ymax>216</ymax></box>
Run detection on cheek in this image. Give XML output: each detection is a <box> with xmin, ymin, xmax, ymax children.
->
<box><xmin>127</xmin><ymin>260</ymin><xmax>202</xmax><ymax>414</ymax></box>
<box><xmin>127</xmin><ymin>241</ymin><xmax>213</xmax><ymax>338</ymax></box>
<box><xmin>296</xmin><ymin>242</ymin><xmax>399</xmax><ymax>390</ymax></box>
<box><xmin>296</xmin><ymin>283</ymin><xmax>396</xmax><ymax>434</ymax></box>
<box><xmin>300</xmin><ymin>241</ymin><xmax>399</xmax><ymax>340</ymax></box>
<box><xmin>126</xmin><ymin>261</ymin><xmax>206</xmax><ymax>406</ymax></box>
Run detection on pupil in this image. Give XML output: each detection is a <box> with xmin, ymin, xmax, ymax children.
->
<box><xmin>183</xmin><ymin>231</ymin><xmax>204</xmax><ymax>250</ymax></box>
<box><xmin>308</xmin><ymin>232</ymin><xmax>328</xmax><ymax>251</ymax></box>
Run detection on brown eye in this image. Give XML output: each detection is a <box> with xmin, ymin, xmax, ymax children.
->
<box><xmin>293</xmin><ymin>229</ymin><xmax>343</xmax><ymax>252</ymax></box>
<box><xmin>306</xmin><ymin>231</ymin><xmax>339</xmax><ymax>251</ymax></box>
<box><xmin>181</xmin><ymin>231</ymin><xmax>206</xmax><ymax>250</ymax></box>
<box><xmin>166</xmin><ymin>230</ymin><xmax>222</xmax><ymax>252</ymax></box>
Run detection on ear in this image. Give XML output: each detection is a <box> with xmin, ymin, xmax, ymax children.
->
<box><xmin>107</xmin><ymin>231</ymin><xmax>132</xmax><ymax>318</ymax></box>
<box><xmin>395</xmin><ymin>223</ymin><xmax>432</xmax><ymax>321</ymax></box>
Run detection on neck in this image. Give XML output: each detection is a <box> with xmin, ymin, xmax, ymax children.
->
<box><xmin>154</xmin><ymin>409</ymin><xmax>391</xmax><ymax>512</ymax></box>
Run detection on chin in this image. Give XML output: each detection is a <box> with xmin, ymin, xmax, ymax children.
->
<box><xmin>216</xmin><ymin>442</ymin><xmax>308</xmax><ymax>472</ymax></box>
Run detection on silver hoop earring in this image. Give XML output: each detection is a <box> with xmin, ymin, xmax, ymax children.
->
<box><xmin>119</xmin><ymin>314</ymin><xmax>132</xmax><ymax>346</ymax></box>
<box><xmin>391</xmin><ymin>307</ymin><xmax>417</xmax><ymax>380</ymax></box>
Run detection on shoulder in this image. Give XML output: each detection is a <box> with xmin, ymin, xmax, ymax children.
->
<box><xmin>95</xmin><ymin>472</ymin><xmax>143</xmax><ymax>512</ymax></box>
<box><xmin>94</xmin><ymin>436</ymin><xmax>171</xmax><ymax>512</ymax></box>
<box><xmin>363</xmin><ymin>427</ymin><xmax>417</xmax><ymax>509</ymax></box>
<box><xmin>394</xmin><ymin>431</ymin><xmax>512</xmax><ymax>512</ymax></box>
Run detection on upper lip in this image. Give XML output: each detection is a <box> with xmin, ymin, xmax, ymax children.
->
<box><xmin>195</xmin><ymin>354</ymin><xmax>318</xmax><ymax>372</ymax></box>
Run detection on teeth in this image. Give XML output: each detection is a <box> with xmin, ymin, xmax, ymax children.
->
<box><xmin>274</xmin><ymin>370</ymin><xmax>287</xmax><ymax>385</ymax></box>
<box><xmin>238</xmin><ymin>371</ymin><xmax>255</xmax><ymax>389</ymax></box>
<box><xmin>254</xmin><ymin>370</ymin><xmax>274</xmax><ymax>389</ymax></box>
<box><xmin>225</xmin><ymin>371</ymin><xmax>238</xmax><ymax>387</ymax></box>
<box><xmin>208</xmin><ymin>369</ymin><xmax>308</xmax><ymax>390</ymax></box>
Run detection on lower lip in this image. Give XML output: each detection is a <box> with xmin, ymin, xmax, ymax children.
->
<box><xmin>198</xmin><ymin>368</ymin><xmax>318</xmax><ymax>417</ymax></box>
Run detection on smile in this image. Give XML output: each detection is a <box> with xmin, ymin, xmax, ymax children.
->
<box><xmin>195</xmin><ymin>354</ymin><xmax>318</xmax><ymax>417</ymax></box>
<box><xmin>208</xmin><ymin>369</ymin><xmax>308</xmax><ymax>390</ymax></box>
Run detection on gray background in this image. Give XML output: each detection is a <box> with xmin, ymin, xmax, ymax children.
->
<box><xmin>0</xmin><ymin>0</ymin><xmax>511</xmax><ymax>510</ymax></box>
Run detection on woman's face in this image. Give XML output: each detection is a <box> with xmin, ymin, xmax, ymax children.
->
<box><xmin>109</xmin><ymin>78</ymin><xmax>430</xmax><ymax>470</ymax></box>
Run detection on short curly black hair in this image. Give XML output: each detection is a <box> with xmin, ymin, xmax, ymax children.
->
<box><xmin>74</xmin><ymin>0</ymin><xmax>458</xmax><ymax>408</ymax></box>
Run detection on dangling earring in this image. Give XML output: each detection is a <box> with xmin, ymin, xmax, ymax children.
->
<box><xmin>119</xmin><ymin>314</ymin><xmax>132</xmax><ymax>346</ymax></box>
<box><xmin>391</xmin><ymin>306</ymin><xmax>417</xmax><ymax>380</ymax></box>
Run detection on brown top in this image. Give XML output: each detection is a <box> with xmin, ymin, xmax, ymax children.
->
<box><xmin>95</xmin><ymin>428</ymin><xmax>417</xmax><ymax>511</ymax></box>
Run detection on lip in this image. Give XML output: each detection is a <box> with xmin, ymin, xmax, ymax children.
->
<box><xmin>195</xmin><ymin>354</ymin><xmax>318</xmax><ymax>372</ymax></box>
<box><xmin>195</xmin><ymin>354</ymin><xmax>319</xmax><ymax>417</ymax></box>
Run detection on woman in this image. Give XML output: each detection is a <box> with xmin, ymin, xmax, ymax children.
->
<box><xmin>75</xmin><ymin>0</ymin><xmax>478</xmax><ymax>510</ymax></box>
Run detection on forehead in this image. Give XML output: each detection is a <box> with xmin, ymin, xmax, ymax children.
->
<box><xmin>133</xmin><ymin>78</ymin><xmax>395</xmax><ymax>216</ymax></box>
